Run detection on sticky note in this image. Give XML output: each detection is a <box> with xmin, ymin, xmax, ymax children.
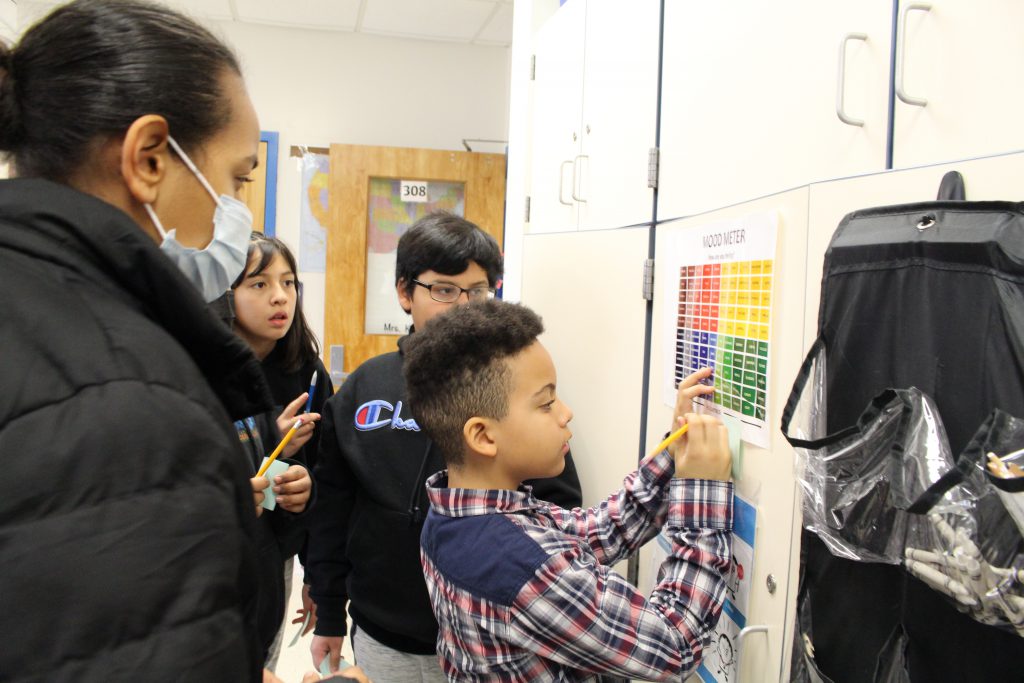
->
<box><xmin>259</xmin><ymin>458</ymin><xmax>290</xmax><ymax>511</ymax></box>
<box><xmin>320</xmin><ymin>657</ymin><xmax>352</xmax><ymax>676</ymax></box>
<box><xmin>288</xmin><ymin>610</ymin><xmax>312</xmax><ymax>648</ymax></box>
<box><xmin>721</xmin><ymin>413</ymin><xmax>744</xmax><ymax>481</ymax></box>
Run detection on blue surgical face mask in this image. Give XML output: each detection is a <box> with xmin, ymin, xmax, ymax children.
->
<box><xmin>145</xmin><ymin>136</ymin><xmax>253</xmax><ymax>302</ymax></box>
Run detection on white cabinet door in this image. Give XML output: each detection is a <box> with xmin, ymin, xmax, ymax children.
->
<box><xmin>658</xmin><ymin>0</ymin><xmax>892</xmax><ymax>220</ymax></box>
<box><xmin>892</xmin><ymin>0</ymin><xmax>1024</xmax><ymax>168</ymax></box>
<box><xmin>528</xmin><ymin>0</ymin><xmax>586</xmax><ymax>234</ymax></box>
<box><xmin>521</xmin><ymin>228</ymin><xmax>650</xmax><ymax>585</ymax></box>
<box><xmin>643</xmin><ymin>189</ymin><xmax>813</xmax><ymax>682</ymax></box>
<box><xmin>575</xmin><ymin>0</ymin><xmax>660</xmax><ymax>231</ymax></box>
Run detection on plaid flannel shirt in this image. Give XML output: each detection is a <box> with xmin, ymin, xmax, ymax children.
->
<box><xmin>420</xmin><ymin>450</ymin><xmax>734</xmax><ymax>682</ymax></box>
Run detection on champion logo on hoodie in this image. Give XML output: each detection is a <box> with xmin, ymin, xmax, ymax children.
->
<box><xmin>354</xmin><ymin>399</ymin><xmax>421</xmax><ymax>432</ymax></box>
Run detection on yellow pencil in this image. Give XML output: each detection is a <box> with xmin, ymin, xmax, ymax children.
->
<box><xmin>652</xmin><ymin>422</ymin><xmax>689</xmax><ymax>457</ymax></box>
<box><xmin>256</xmin><ymin>418</ymin><xmax>302</xmax><ymax>477</ymax></box>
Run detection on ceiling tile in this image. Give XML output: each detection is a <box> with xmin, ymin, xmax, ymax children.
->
<box><xmin>362</xmin><ymin>0</ymin><xmax>497</xmax><ymax>42</ymax></box>
<box><xmin>234</xmin><ymin>0</ymin><xmax>362</xmax><ymax>30</ymax></box>
<box><xmin>474</xmin><ymin>2</ymin><xmax>512</xmax><ymax>45</ymax></box>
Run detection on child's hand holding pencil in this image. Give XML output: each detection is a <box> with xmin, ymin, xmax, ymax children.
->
<box><xmin>660</xmin><ymin>367</ymin><xmax>732</xmax><ymax>481</ymax></box>
<box><xmin>662</xmin><ymin>367</ymin><xmax>715</xmax><ymax>457</ymax></box>
<box><xmin>277</xmin><ymin>391</ymin><xmax>322</xmax><ymax>458</ymax></box>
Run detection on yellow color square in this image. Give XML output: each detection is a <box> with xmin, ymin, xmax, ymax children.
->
<box><xmin>739</xmin><ymin>261</ymin><xmax>751</xmax><ymax>275</ymax></box>
<box><xmin>761</xmin><ymin>290</ymin><xmax>771</xmax><ymax>306</ymax></box>
<box><xmin>750</xmin><ymin>260</ymin><xmax>763</xmax><ymax>276</ymax></box>
<box><xmin>758</xmin><ymin>324</ymin><xmax>770</xmax><ymax>341</ymax></box>
<box><xmin>749</xmin><ymin>291</ymin><xmax>762</xmax><ymax>307</ymax></box>
<box><xmin>724</xmin><ymin>321</ymin><xmax>735</xmax><ymax>335</ymax></box>
<box><xmin>759</xmin><ymin>308</ymin><xmax>770</xmax><ymax>324</ymax></box>
<box><xmin>727</xmin><ymin>291</ymin><xmax>738</xmax><ymax>305</ymax></box>
<box><xmin>736</xmin><ymin>323</ymin><xmax>748</xmax><ymax>337</ymax></box>
<box><xmin>762</xmin><ymin>260</ymin><xmax>773</xmax><ymax>274</ymax></box>
<box><xmin>736</xmin><ymin>307</ymin><xmax>748</xmax><ymax>321</ymax></box>
<box><xmin>737</xmin><ymin>291</ymin><xmax>749</xmax><ymax>307</ymax></box>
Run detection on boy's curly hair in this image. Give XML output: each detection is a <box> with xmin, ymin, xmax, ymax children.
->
<box><xmin>403</xmin><ymin>300</ymin><xmax>544</xmax><ymax>467</ymax></box>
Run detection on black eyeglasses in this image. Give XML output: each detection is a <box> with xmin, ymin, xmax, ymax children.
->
<box><xmin>412</xmin><ymin>279</ymin><xmax>496</xmax><ymax>303</ymax></box>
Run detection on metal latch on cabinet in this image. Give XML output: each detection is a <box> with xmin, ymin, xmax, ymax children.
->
<box><xmin>642</xmin><ymin>258</ymin><xmax>655</xmax><ymax>301</ymax></box>
<box><xmin>648</xmin><ymin>148</ymin><xmax>660</xmax><ymax>189</ymax></box>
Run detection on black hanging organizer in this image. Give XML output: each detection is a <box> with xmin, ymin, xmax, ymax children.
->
<box><xmin>781</xmin><ymin>172</ymin><xmax>1024</xmax><ymax>682</ymax></box>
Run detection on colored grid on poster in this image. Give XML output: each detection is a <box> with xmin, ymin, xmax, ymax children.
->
<box><xmin>674</xmin><ymin>260</ymin><xmax>771</xmax><ymax>419</ymax></box>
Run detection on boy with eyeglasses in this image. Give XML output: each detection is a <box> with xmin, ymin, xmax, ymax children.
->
<box><xmin>306</xmin><ymin>212</ymin><xmax>582</xmax><ymax>682</ymax></box>
<box><xmin>405</xmin><ymin>300</ymin><xmax>733</xmax><ymax>681</ymax></box>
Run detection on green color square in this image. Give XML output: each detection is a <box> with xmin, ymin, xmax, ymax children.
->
<box><xmin>758</xmin><ymin>341</ymin><xmax>769</xmax><ymax>357</ymax></box>
<box><xmin>756</xmin><ymin>374</ymin><xmax>766</xmax><ymax>390</ymax></box>
<box><xmin>742</xmin><ymin>386</ymin><xmax>756</xmax><ymax>403</ymax></box>
<box><xmin>722</xmin><ymin>366</ymin><xmax>733</xmax><ymax>381</ymax></box>
<box><xmin>756</xmin><ymin>390</ymin><xmax>766</xmax><ymax>407</ymax></box>
<box><xmin>723</xmin><ymin>351</ymin><xmax>733</xmax><ymax>365</ymax></box>
<box><xmin>757</xmin><ymin>358</ymin><xmax>768</xmax><ymax>375</ymax></box>
<box><xmin>742</xmin><ymin>370</ymin><xmax>756</xmax><ymax>386</ymax></box>
<box><xmin>755</xmin><ymin>406</ymin><xmax>765</xmax><ymax>420</ymax></box>
<box><xmin>744</xmin><ymin>356</ymin><xmax>758</xmax><ymax>372</ymax></box>
<box><xmin>742</xmin><ymin>401</ymin><xmax>755</xmax><ymax>417</ymax></box>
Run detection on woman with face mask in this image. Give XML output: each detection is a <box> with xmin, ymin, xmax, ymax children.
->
<box><xmin>0</xmin><ymin>2</ymin><xmax>368</xmax><ymax>682</ymax></box>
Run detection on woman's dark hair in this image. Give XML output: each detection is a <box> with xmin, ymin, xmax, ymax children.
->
<box><xmin>395</xmin><ymin>211</ymin><xmax>503</xmax><ymax>297</ymax></box>
<box><xmin>0</xmin><ymin>0</ymin><xmax>241</xmax><ymax>180</ymax></box>
<box><xmin>232</xmin><ymin>232</ymin><xmax>320</xmax><ymax>373</ymax></box>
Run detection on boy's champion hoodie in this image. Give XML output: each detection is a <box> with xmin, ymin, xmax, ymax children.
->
<box><xmin>307</xmin><ymin>334</ymin><xmax>582</xmax><ymax>654</ymax></box>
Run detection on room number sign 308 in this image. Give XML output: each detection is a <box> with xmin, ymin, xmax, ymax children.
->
<box><xmin>400</xmin><ymin>180</ymin><xmax>429</xmax><ymax>203</ymax></box>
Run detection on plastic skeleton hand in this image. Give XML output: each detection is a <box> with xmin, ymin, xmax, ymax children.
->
<box><xmin>904</xmin><ymin>512</ymin><xmax>1024</xmax><ymax>636</ymax></box>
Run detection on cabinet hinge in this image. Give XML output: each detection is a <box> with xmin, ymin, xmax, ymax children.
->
<box><xmin>524</xmin><ymin>196</ymin><xmax>531</xmax><ymax>223</ymax></box>
<box><xmin>530</xmin><ymin>55</ymin><xmax>536</xmax><ymax>81</ymax></box>
<box><xmin>648</xmin><ymin>147</ymin><xmax>660</xmax><ymax>189</ymax></box>
<box><xmin>642</xmin><ymin>258</ymin><xmax>655</xmax><ymax>301</ymax></box>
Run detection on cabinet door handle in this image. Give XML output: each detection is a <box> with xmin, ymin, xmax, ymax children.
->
<box><xmin>896</xmin><ymin>3</ymin><xmax>931</xmax><ymax>107</ymax></box>
<box><xmin>836</xmin><ymin>32</ymin><xmax>868</xmax><ymax>126</ymax></box>
<box><xmin>571</xmin><ymin>154</ymin><xmax>589</xmax><ymax>203</ymax></box>
<box><xmin>736</xmin><ymin>624</ymin><xmax>769</xmax><ymax>683</ymax></box>
<box><xmin>558</xmin><ymin>160</ymin><xmax>573</xmax><ymax>206</ymax></box>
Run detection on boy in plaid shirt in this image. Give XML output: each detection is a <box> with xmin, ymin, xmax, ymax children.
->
<box><xmin>404</xmin><ymin>300</ymin><xmax>734</xmax><ymax>681</ymax></box>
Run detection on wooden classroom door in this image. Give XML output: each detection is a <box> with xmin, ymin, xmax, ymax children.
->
<box><xmin>324</xmin><ymin>144</ymin><xmax>506</xmax><ymax>375</ymax></box>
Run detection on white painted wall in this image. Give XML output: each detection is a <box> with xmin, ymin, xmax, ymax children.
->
<box><xmin>0</xmin><ymin>0</ymin><xmax>15</xmax><ymax>179</ymax></box>
<box><xmin>212</xmin><ymin>20</ymin><xmax>511</xmax><ymax>347</ymax></box>
<box><xmin>0</xmin><ymin>0</ymin><xmax>15</xmax><ymax>40</ymax></box>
